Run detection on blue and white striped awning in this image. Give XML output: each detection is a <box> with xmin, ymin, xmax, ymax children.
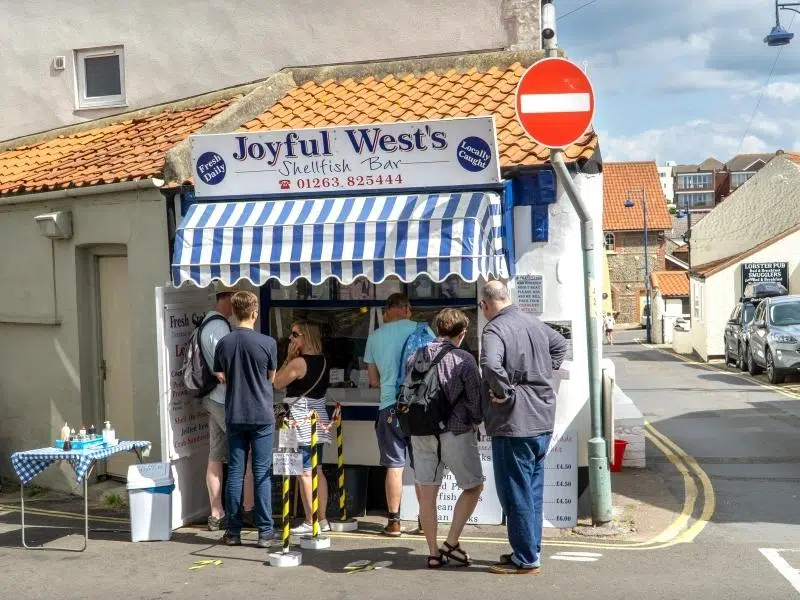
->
<box><xmin>171</xmin><ymin>192</ymin><xmax>509</xmax><ymax>287</ymax></box>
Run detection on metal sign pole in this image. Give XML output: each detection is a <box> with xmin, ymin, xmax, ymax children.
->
<box><xmin>543</xmin><ymin>0</ymin><xmax>612</xmax><ymax>524</ymax></box>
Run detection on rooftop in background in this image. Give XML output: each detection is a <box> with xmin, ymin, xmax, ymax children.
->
<box><xmin>650</xmin><ymin>271</ymin><xmax>690</xmax><ymax>297</ymax></box>
<box><xmin>603</xmin><ymin>161</ymin><xmax>673</xmax><ymax>232</ymax></box>
<box><xmin>693</xmin><ymin>223</ymin><xmax>800</xmax><ymax>278</ymax></box>
<box><xmin>673</xmin><ymin>157</ymin><xmax>724</xmax><ymax>173</ymax></box>
<box><xmin>724</xmin><ymin>153</ymin><xmax>778</xmax><ymax>172</ymax></box>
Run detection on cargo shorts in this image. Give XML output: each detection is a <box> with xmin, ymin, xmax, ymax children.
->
<box><xmin>410</xmin><ymin>430</ymin><xmax>484</xmax><ymax>490</ymax></box>
<box><xmin>202</xmin><ymin>397</ymin><xmax>227</xmax><ymax>463</ymax></box>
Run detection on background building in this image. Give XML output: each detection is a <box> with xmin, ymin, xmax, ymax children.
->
<box><xmin>689</xmin><ymin>152</ymin><xmax>800</xmax><ymax>360</ymax></box>
<box><xmin>673</xmin><ymin>157</ymin><xmax>724</xmax><ymax>211</ymax></box>
<box><xmin>603</xmin><ymin>161</ymin><xmax>673</xmax><ymax>324</ymax></box>
<box><xmin>657</xmin><ymin>160</ymin><xmax>676</xmax><ymax>204</ymax></box>
<box><xmin>0</xmin><ymin>0</ymin><xmax>542</xmax><ymax>141</ymax></box>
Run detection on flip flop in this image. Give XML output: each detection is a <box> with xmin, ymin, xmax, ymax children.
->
<box><xmin>440</xmin><ymin>541</ymin><xmax>472</xmax><ymax>567</ymax></box>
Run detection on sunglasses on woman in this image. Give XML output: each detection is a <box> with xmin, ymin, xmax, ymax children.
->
<box><xmin>290</xmin><ymin>330</ymin><xmax>303</xmax><ymax>339</ymax></box>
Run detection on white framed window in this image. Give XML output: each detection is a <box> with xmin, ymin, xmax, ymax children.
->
<box><xmin>74</xmin><ymin>46</ymin><xmax>126</xmax><ymax>109</ymax></box>
<box><xmin>604</xmin><ymin>232</ymin><xmax>616</xmax><ymax>251</ymax></box>
<box><xmin>692</xmin><ymin>281</ymin><xmax>703</xmax><ymax>322</ymax></box>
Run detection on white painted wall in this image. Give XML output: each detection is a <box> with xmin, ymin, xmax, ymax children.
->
<box><xmin>0</xmin><ymin>0</ymin><xmax>533</xmax><ymax>141</ymax></box>
<box><xmin>691</xmin><ymin>228</ymin><xmax>800</xmax><ymax>360</ymax></box>
<box><xmin>692</xmin><ymin>156</ymin><xmax>800</xmax><ymax>267</ymax></box>
<box><xmin>0</xmin><ymin>186</ymin><xmax>168</xmax><ymax>488</ymax></box>
<box><xmin>509</xmin><ymin>168</ymin><xmax>603</xmax><ymax>467</ymax></box>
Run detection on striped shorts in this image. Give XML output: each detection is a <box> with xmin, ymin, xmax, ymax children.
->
<box><xmin>286</xmin><ymin>396</ymin><xmax>331</xmax><ymax>445</ymax></box>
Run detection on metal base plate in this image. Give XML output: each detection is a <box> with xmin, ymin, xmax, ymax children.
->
<box><xmin>299</xmin><ymin>535</ymin><xmax>331</xmax><ymax>550</ymax></box>
<box><xmin>268</xmin><ymin>550</ymin><xmax>303</xmax><ymax>567</ymax></box>
<box><xmin>330</xmin><ymin>519</ymin><xmax>359</xmax><ymax>532</ymax></box>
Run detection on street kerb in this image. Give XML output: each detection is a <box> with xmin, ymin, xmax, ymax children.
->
<box><xmin>0</xmin><ymin>424</ymin><xmax>713</xmax><ymax>553</ymax></box>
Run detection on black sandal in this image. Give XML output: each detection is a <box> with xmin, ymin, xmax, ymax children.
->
<box><xmin>440</xmin><ymin>541</ymin><xmax>472</xmax><ymax>567</ymax></box>
<box><xmin>427</xmin><ymin>554</ymin><xmax>447</xmax><ymax>569</ymax></box>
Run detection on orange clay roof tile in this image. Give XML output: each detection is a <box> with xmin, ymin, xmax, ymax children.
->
<box><xmin>0</xmin><ymin>99</ymin><xmax>233</xmax><ymax>196</ymax></box>
<box><xmin>240</xmin><ymin>63</ymin><xmax>597</xmax><ymax>168</ymax></box>
<box><xmin>650</xmin><ymin>271</ymin><xmax>690</xmax><ymax>297</ymax></box>
<box><xmin>603</xmin><ymin>162</ymin><xmax>673</xmax><ymax>232</ymax></box>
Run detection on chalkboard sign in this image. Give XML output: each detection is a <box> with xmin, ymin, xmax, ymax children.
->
<box><xmin>741</xmin><ymin>262</ymin><xmax>789</xmax><ymax>292</ymax></box>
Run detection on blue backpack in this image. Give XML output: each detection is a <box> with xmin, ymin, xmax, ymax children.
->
<box><xmin>396</xmin><ymin>322</ymin><xmax>435</xmax><ymax>394</ymax></box>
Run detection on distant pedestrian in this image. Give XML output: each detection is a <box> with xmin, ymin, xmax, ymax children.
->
<box><xmin>406</xmin><ymin>308</ymin><xmax>484</xmax><ymax>569</ymax></box>
<box><xmin>604</xmin><ymin>312</ymin><xmax>615</xmax><ymax>345</ymax></box>
<box><xmin>213</xmin><ymin>291</ymin><xmax>278</xmax><ymax>548</ymax></box>
<box><xmin>479</xmin><ymin>280</ymin><xmax>568</xmax><ymax>575</ymax></box>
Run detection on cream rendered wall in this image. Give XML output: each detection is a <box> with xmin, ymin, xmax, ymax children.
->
<box><xmin>508</xmin><ymin>168</ymin><xmax>603</xmax><ymax>467</ymax></box>
<box><xmin>691</xmin><ymin>156</ymin><xmax>800</xmax><ymax>267</ymax></box>
<box><xmin>695</xmin><ymin>228</ymin><xmax>800</xmax><ymax>360</ymax></box>
<box><xmin>0</xmin><ymin>188</ymin><xmax>168</xmax><ymax>488</ymax></box>
<box><xmin>650</xmin><ymin>291</ymin><xmax>666</xmax><ymax>343</ymax></box>
<box><xmin>0</xmin><ymin>0</ymin><xmax>529</xmax><ymax>141</ymax></box>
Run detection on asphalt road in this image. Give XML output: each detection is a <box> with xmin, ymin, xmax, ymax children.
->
<box><xmin>1</xmin><ymin>330</ymin><xmax>798</xmax><ymax>599</ymax></box>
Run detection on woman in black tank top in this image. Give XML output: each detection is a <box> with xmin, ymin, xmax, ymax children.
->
<box><xmin>273</xmin><ymin>320</ymin><xmax>331</xmax><ymax>532</ymax></box>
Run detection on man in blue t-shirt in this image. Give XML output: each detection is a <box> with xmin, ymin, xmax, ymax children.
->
<box><xmin>365</xmin><ymin>293</ymin><xmax>434</xmax><ymax>537</ymax></box>
<box><xmin>213</xmin><ymin>290</ymin><xmax>278</xmax><ymax>548</ymax></box>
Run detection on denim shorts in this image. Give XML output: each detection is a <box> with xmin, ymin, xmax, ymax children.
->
<box><xmin>375</xmin><ymin>406</ymin><xmax>409</xmax><ymax>468</ymax></box>
<box><xmin>299</xmin><ymin>444</ymin><xmax>325</xmax><ymax>471</ymax></box>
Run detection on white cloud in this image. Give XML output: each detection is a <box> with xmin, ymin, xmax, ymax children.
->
<box><xmin>759</xmin><ymin>81</ymin><xmax>800</xmax><ymax>104</ymax></box>
<box><xmin>600</xmin><ymin>119</ymin><xmax>772</xmax><ymax>163</ymax></box>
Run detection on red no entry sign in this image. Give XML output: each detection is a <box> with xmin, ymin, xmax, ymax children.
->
<box><xmin>515</xmin><ymin>57</ymin><xmax>595</xmax><ymax>149</ymax></box>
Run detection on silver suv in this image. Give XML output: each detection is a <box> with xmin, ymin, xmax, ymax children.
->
<box><xmin>746</xmin><ymin>295</ymin><xmax>800</xmax><ymax>384</ymax></box>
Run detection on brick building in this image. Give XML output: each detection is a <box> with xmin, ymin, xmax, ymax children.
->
<box><xmin>603</xmin><ymin>161</ymin><xmax>673</xmax><ymax>324</ymax></box>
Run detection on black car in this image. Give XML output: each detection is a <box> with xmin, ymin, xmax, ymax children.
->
<box><xmin>724</xmin><ymin>301</ymin><xmax>757</xmax><ymax>370</ymax></box>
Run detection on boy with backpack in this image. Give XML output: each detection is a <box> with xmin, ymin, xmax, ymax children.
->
<box><xmin>396</xmin><ymin>308</ymin><xmax>484</xmax><ymax>569</ymax></box>
<box><xmin>364</xmin><ymin>294</ymin><xmax>434</xmax><ymax>537</ymax></box>
<box><xmin>183</xmin><ymin>284</ymin><xmax>254</xmax><ymax>531</ymax></box>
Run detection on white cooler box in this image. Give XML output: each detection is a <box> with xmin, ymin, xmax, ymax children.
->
<box><xmin>127</xmin><ymin>462</ymin><xmax>174</xmax><ymax>542</ymax></box>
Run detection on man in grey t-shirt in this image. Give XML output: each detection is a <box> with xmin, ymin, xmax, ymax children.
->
<box><xmin>202</xmin><ymin>284</ymin><xmax>254</xmax><ymax>531</ymax></box>
<box><xmin>479</xmin><ymin>280</ymin><xmax>567</xmax><ymax>575</ymax></box>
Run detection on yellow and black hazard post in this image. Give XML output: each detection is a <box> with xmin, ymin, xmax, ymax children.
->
<box><xmin>300</xmin><ymin>410</ymin><xmax>330</xmax><ymax>549</ymax></box>
<box><xmin>330</xmin><ymin>403</ymin><xmax>358</xmax><ymax>532</ymax></box>
<box><xmin>268</xmin><ymin>421</ymin><xmax>302</xmax><ymax>567</ymax></box>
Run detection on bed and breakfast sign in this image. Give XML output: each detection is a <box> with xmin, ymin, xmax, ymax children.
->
<box><xmin>190</xmin><ymin>117</ymin><xmax>500</xmax><ymax>198</ymax></box>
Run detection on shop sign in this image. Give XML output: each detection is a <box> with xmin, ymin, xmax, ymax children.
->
<box><xmin>164</xmin><ymin>303</ymin><xmax>211</xmax><ymax>459</ymax></box>
<box><xmin>741</xmin><ymin>262</ymin><xmax>789</xmax><ymax>291</ymax></box>
<box><xmin>542</xmin><ymin>430</ymin><xmax>578</xmax><ymax>528</ymax></box>
<box><xmin>190</xmin><ymin>116</ymin><xmax>500</xmax><ymax>198</ymax></box>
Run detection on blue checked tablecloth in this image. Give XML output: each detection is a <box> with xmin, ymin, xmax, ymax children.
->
<box><xmin>10</xmin><ymin>441</ymin><xmax>152</xmax><ymax>485</ymax></box>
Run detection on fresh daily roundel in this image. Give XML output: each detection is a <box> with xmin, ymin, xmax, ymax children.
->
<box><xmin>515</xmin><ymin>57</ymin><xmax>595</xmax><ymax>149</ymax></box>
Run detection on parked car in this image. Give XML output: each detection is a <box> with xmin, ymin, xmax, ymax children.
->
<box><xmin>724</xmin><ymin>301</ymin><xmax>757</xmax><ymax>370</ymax></box>
<box><xmin>746</xmin><ymin>295</ymin><xmax>800</xmax><ymax>384</ymax></box>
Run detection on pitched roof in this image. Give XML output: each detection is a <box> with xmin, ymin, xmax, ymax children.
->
<box><xmin>699</xmin><ymin>157</ymin><xmax>724</xmax><ymax>170</ymax></box>
<box><xmin>693</xmin><ymin>223</ymin><xmax>800</xmax><ymax>278</ymax></box>
<box><xmin>602</xmin><ymin>161</ymin><xmax>673</xmax><ymax>231</ymax></box>
<box><xmin>242</xmin><ymin>63</ymin><xmax>598</xmax><ymax>167</ymax></box>
<box><xmin>0</xmin><ymin>99</ymin><xmax>233</xmax><ymax>196</ymax></box>
<box><xmin>650</xmin><ymin>271</ymin><xmax>689</xmax><ymax>297</ymax></box>
<box><xmin>724</xmin><ymin>153</ymin><xmax>776</xmax><ymax>172</ymax></box>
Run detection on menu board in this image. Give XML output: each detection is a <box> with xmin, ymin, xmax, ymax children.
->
<box><xmin>543</xmin><ymin>430</ymin><xmax>578</xmax><ymax>528</ymax></box>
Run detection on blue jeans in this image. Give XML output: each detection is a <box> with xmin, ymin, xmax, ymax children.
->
<box><xmin>492</xmin><ymin>433</ymin><xmax>552</xmax><ymax>568</ymax></box>
<box><xmin>226</xmin><ymin>423</ymin><xmax>274</xmax><ymax>536</ymax></box>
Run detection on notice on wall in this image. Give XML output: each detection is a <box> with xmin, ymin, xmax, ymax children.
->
<box><xmin>516</xmin><ymin>274</ymin><xmax>544</xmax><ymax>314</ymax></box>
<box><xmin>164</xmin><ymin>303</ymin><xmax>212</xmax><ymax>459</ymax></box>
<box><xmin>741</xmin><ymin>262</ymin><xmax>789</xmax><ymax>292</ymax></box>
<box><xmin>190</xmin><ymin>116</ymin><xmax>500</xmax><ymax>198</ymax></box>
<box><xmin>543</xmin><ymin>430</ymin><xmax>578</xmax><ymax>528</ymax></box>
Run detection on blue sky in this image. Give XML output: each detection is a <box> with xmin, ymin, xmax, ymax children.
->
<box><xmin>557</xmin><ymin>0</ymin><xmax>800</xmax><ymax>164</ymax></box>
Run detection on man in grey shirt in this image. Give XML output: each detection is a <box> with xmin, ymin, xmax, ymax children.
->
<box><xmin>201</xmin><ymin>285</ymin><xmax>254</xmax><ymax>531</ymax></box>
<box><xmin>479</xmin><ymin>280</ymin><xmax>568</xmax><ymax>575</ymax></box>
